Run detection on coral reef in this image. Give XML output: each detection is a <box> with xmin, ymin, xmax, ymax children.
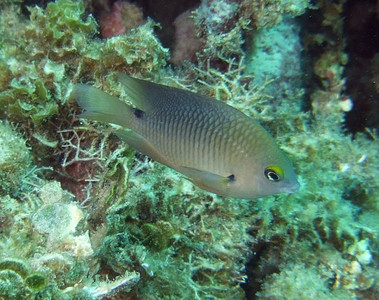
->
<box><xmin>0</xmin><ymin>0</ymin><xmax>378</xmax><ymax>299</ymax></box>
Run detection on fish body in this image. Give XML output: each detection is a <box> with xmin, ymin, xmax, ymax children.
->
<box><xmin>72</xmin><ymin>75</ymin><xmax>299</xmax><ymax>199</ymax></box>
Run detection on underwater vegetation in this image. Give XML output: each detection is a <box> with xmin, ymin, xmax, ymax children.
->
<box><xmin>0</xmin><ymin>0</ymin><xmax>378</xmax><ymax>299</ymax></box>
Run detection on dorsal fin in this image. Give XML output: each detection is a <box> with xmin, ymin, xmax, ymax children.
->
<box><xmin>118</xmin><ymin>74</ymin><xmax>170</xmax><ymax>112</ymax></box>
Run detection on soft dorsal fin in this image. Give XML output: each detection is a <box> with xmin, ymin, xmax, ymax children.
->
<box><xmin>118</xmin><ymin>74</ymin><xmax>171</xmax><ymax>112</ymax></box>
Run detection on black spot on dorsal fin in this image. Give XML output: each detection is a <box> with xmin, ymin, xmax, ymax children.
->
<box><xmin>227</xmin><ymin>174</ymin><xmax>236</xmax><ymax>182</ymax></box>
<box><xmin>133</xmin><ymin>108</ymin><xmax>145</xmax><ymax>119</ymax></box>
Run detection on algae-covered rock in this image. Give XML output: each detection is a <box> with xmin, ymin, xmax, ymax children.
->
<box><xmin>0</xmin><ymin>0</ymin><xmax>168</xmax><ymax>130</ymax></box>
<box><xmin>0</xmin><ymin>269</ymin><xmax>26</xmax><ymax>298</ymax></box>
<box><xmin>0</xmin><ymin>122</ymin><xmax>32</xmax><ymax>195</ymax></box>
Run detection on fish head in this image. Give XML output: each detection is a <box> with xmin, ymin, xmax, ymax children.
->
<box><xmin>230</xmin><ymin>150</ymin><xmax>300</xmax><ymax>199</ymax></box>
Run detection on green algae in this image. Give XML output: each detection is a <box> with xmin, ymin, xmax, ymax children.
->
<box><xmin>0</xmin><ymin>0</ymin><xmax>168</xmax><ymax>130</ymax></box>
<box><xmin>0</xmin><ymin>122</ymin><xmax>32</xmax><ymax>195</ymax></box>
<box><xmin>0</xmin><ymin>259</ymin><xmax>31</xmax><ymax>278</ymax></box>
<box><xmin>25</xmin><ymin>273</ymin><xmax>48</xmax><ymax>291</ymax></box>
<box><xmin>0</xmin><ymin>270</ymin><xmax>26</xmax><ymax>298</ymax></box>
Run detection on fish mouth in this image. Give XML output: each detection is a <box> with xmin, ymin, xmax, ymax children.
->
<box><xmin>281</xmin><ymin>180</ymin><xmax>300</xmax><ymax>194</ymax></box>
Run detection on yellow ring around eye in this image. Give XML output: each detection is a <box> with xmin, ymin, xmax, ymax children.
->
<box><xmin>266</xmin><ymin>165</ymin><xmax>284</xmax><ymax>179</ymax></box>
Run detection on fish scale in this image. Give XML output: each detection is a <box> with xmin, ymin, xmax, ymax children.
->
<box><xmin>148</xmin><ymin>104</ymin><xmax>212</xmax><ymax>169</ymax></box>
<box><xmin>72</xmin><ymin>75</ymin><xmax>300</xmax><ymax>199</ymax></box>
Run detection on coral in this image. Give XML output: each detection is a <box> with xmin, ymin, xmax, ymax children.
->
<box><xmin>0</xmin><ymin>259</ymin><xmax>31</xmax><ymax>279</ymax></box>
<box><xmin>100</xmin><ymin>19</ymin><xmax>169</xmax><ymax>72</ymax></box>
<box><xmin>54</xmin><ymin>126</ymin><xmax>117</xmax><ymax>202</ymax></box>
<box><xmin>258</xmin><ymin>264</ymin><xmax>335</xmax><ymax>299</ymax></box>
<box><xmin>27</xmin><ymin>0</ymin><xmax>97</xmax><ymax>53</ymax></box>
<box><xmin>186</xmin><ymin>0</ymin><xmax>312</xmax><ymax>72</ymax></box>
<box><xmin>83</xmin><ymin>271</ymin><xmax>140</xmax><ymax>298</ymax></box>
<box><xmin>245</xmin><ymin>17</ymin><xmax>303</xmax><ymax>99</ymax></box>
<box><xmin>141</xmin><ymin>221</ymin><xmax>176</xmax><ymax>252</ymax></box>
<box><xmin>0</xmin><ymin>269</ymin><xmax>26</xmax><ymax>298</ymax></box>
<box><xmin>2</xmin><ymin>0</ymin><xmax>255</xmax><ymax>298</ymax></box>
<box><xmin>0</xmin><ymin>0</ymin><xmax>168</xmax><ymax>199</ymax></box>
<box><xmin>100</xmin><ymin>1</ymin><xmax>144</xmax><ymax>38</ymax></box>
<box><xmin>171</xmin><ymin>9</ymin><xmax>203</xmax><ymax>65</ymax></box>
<box><xmin>0</xmin><ymin>0</ymin><xmax>167</xmax><ymax>131</ymax></box>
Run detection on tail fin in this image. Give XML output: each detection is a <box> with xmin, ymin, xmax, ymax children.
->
<box><xmin>72</xmin><ymin>84</ymin><xmax>133</xmax><ymax>128</ymax></box>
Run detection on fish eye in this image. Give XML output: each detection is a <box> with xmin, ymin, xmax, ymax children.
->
<box><xmin>264</xmin><ymin>165</ymin><xmax>284</xmax><ymax>182</ymax></box>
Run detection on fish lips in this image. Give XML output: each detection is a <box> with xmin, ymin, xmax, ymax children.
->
<box><xmin>280</xmin><ymin>180</ymin><xmax>300</xmax><ymax>194</ymax></box>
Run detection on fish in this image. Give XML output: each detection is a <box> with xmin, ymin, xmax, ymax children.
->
<box><xmin>72</xmin><ymin>74</ymin><xmax>299</xmax><ymax>199</ymax></box>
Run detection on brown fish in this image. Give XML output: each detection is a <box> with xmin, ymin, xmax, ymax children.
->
<box><xmin>72</xmin><ymin>75</ymin><xmax>299</xmax><ymax>198</ymax></box>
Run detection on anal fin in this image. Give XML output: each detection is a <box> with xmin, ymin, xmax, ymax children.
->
<box><xmin>115</xmin><ymin>129</ymin><xmax>170</xmax><ymax>166</ymax></box>
<box><xmin>178</xmin><ymin>166</ymin><xmax>234</xmax><ymax>196</ymax></box>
